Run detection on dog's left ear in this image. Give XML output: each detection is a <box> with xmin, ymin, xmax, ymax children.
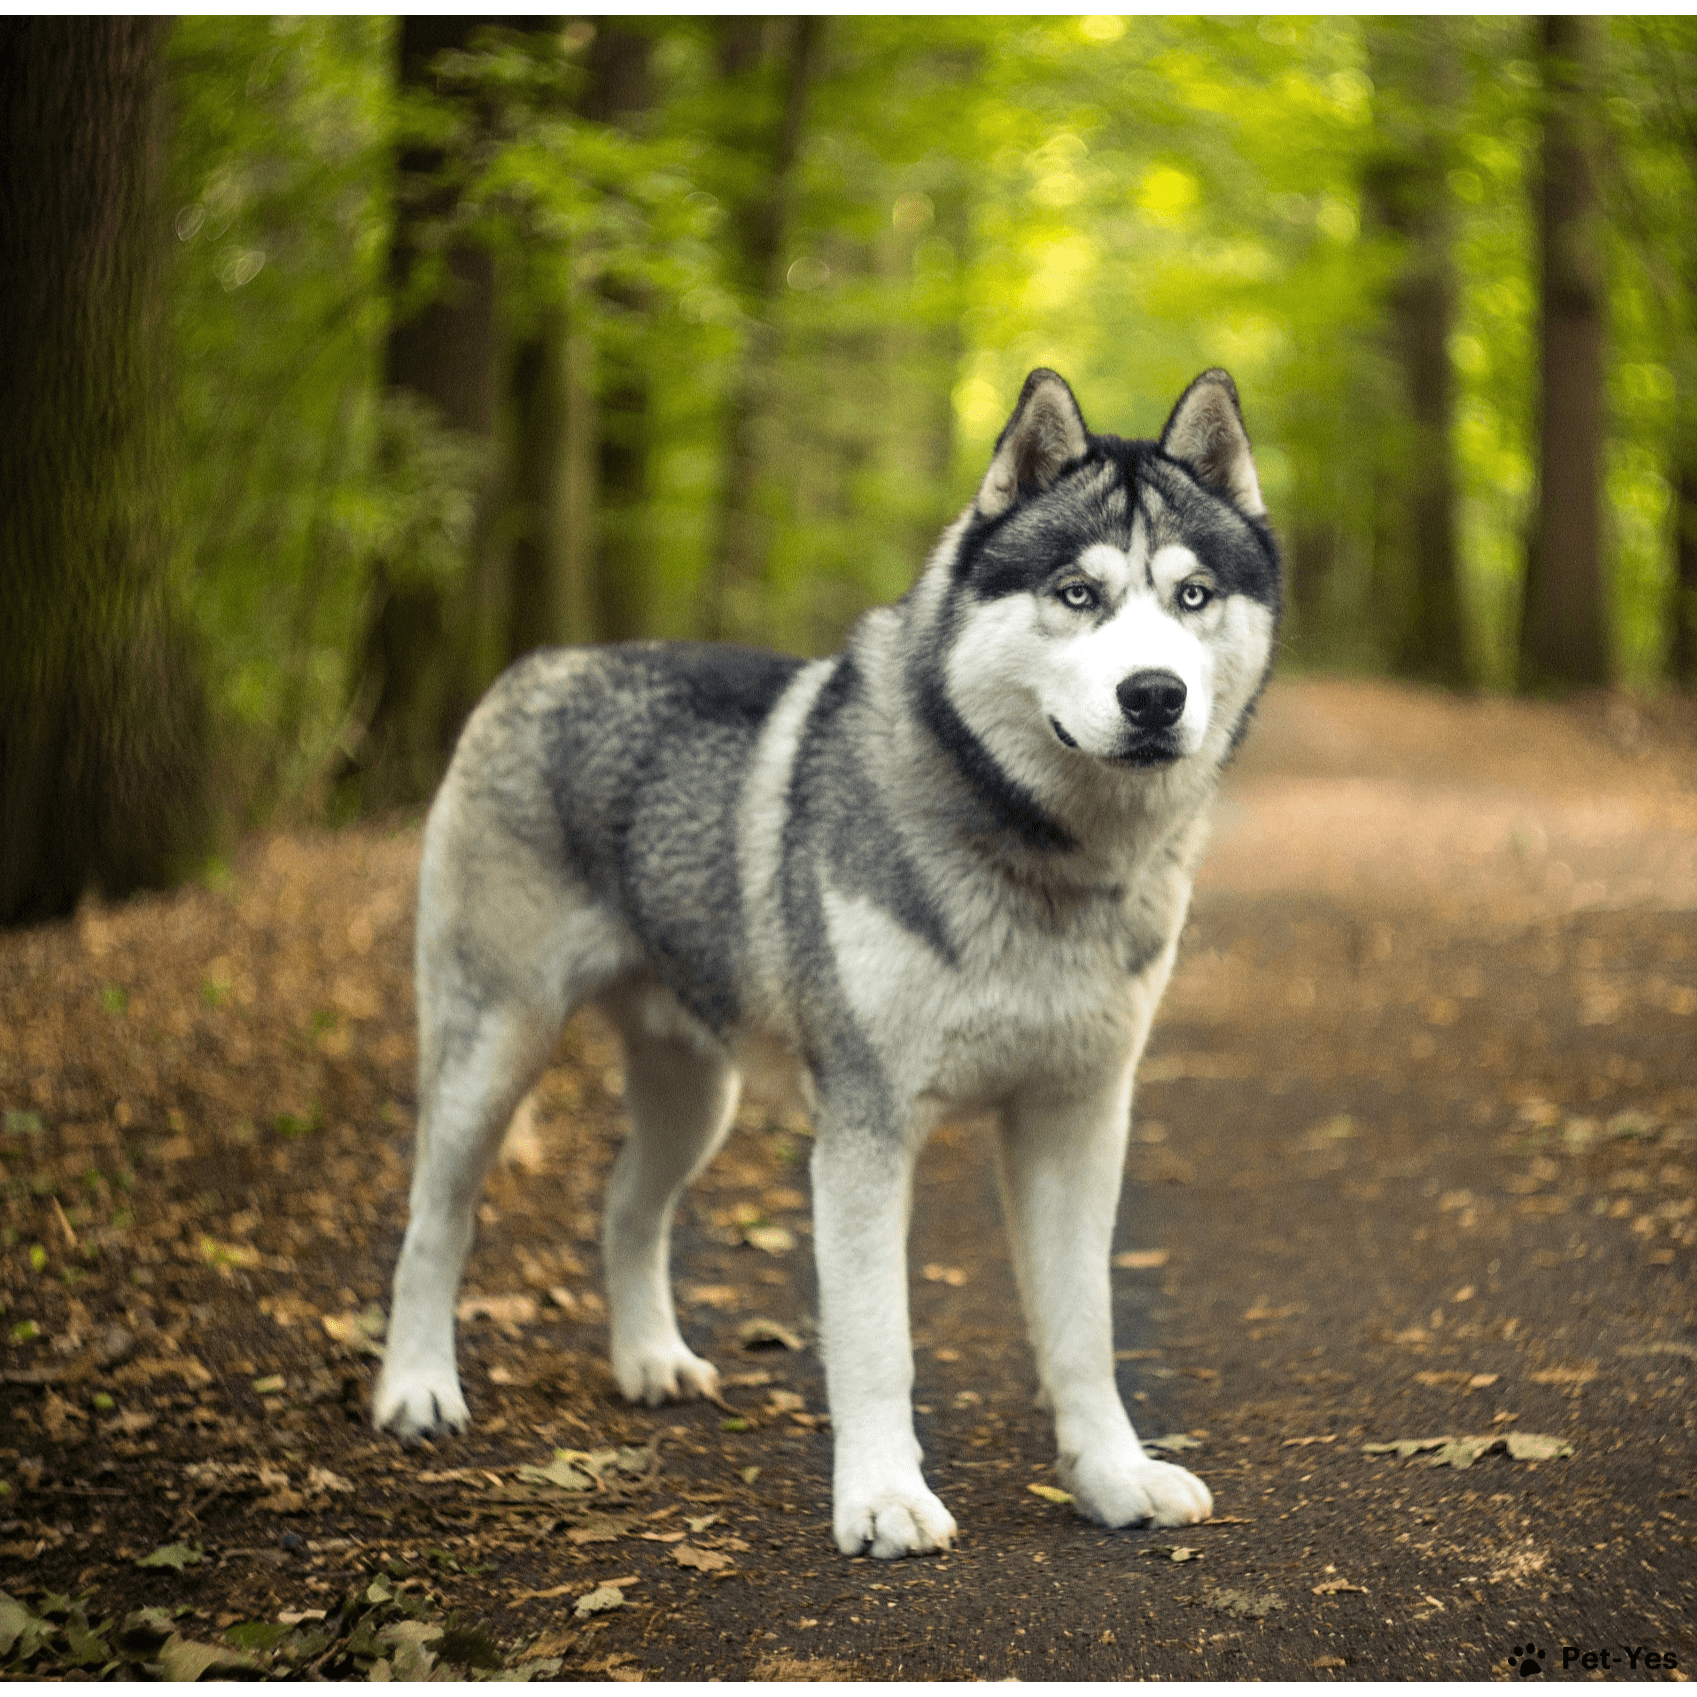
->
<box><xmin>975</xmin><ymin>369</ymin><xmax>1090</xmax><ymax>518</ymax></box>
<box><xmin>1160</xmin><ymin>369</ymin><xmax>1266</xmax><ymax>518</ymax></box>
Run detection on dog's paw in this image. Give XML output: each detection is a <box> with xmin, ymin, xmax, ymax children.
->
<box><xmin>611</xmin><ymin>1338</ymin><xmax>720</xmax><ymax>1408</ymax></box>
<box><xmin>834</xmin><ymin>1476</ymin><xmax>957</xmax><ymax>1559</ymax></box>
<box><xmin>1063</xmin><ymin>1452</ymin><xmax>1213</xmax><ymax>1529</ymax></box>
<box><xmin>372</xmin><ymin>1362</ymin><xmax>470</xmax><ymax>1442</ymax></box>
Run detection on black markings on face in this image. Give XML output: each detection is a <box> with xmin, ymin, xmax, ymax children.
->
<box><xmin>953</xmin><ymin>435</ymin><xmax>1280</xmax><ymax>620</ymax></box>
<box><xmin>908</xmin><ymin>599</ymin><xmax>1080</xmax><ymax>855</ymax></box>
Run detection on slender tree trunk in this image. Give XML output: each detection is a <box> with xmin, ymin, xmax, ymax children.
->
<box><xmin>1520</xmin><ymin>14</ymin><xmax>1611</xmax><ymax>690</ymax></box>
<box><xmin>504</xmin><ymin>21</ymin><xmax>654</xmax><ymax>657</ymax></box>
<box><xmin>348</xmin><ymin>16</ymin><xmax>502</xmax><ymax>805</ymax></box>
<box><xmin>1674</xmin><ymin>457</ymin><xmax>1697</xmax><ymax>688</ymax></box>
<box><xmin>1364</xmin><ymin>20</ymin><xmax>1469</xmax><ymax>685</ymax></box>
<box><xmin>0</xmin><ymin>19</ymin><xmax>209</xmax><ymax>926</ymax></box>
<box><xmin>1288</xmin><ymin>523</ymin><xmax>1339</xmax><ymax>638</ymax></box>
<box><xmin>585</xmin><ymin>21</ymin><xmax>657</xmax><ymax>643</ymax></box>
<box><xmin>699</xmin><ymin>16</ymin><xmax>825</xmax><ymax>641</ymax></box>
<box><xmin>506</xmin><ymin>314</ymin><xmax>572</xmax><ymax>657</ymax></box>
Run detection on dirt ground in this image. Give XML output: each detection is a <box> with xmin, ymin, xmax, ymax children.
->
<box><xmin>1</xmin><ymin>675</ymin><xmax>1694</xmax><ymax>1682</ymax></box>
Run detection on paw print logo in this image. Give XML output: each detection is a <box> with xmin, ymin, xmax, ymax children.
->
<box><xmin>1508</xmin><ymin>1644</ymin><xmax>1545</xmax><ymax>1678</ymax></box>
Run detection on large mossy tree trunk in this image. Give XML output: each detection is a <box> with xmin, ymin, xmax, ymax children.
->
<box><xmin>699</xmin><ymin>16</ymin><xmax>825</xmax><ymax>642</ymax></box>
<box><xmin>1520</xmin><ymin>14</ymin><xmax>1611</xmax><ymax>691</ymax></box>
<box><xmin>1364</xmin><ymin>20</ymin><xmax>1470</xmax><ymax>687</ymax></box>
<box><xmin>348</xmin><ymin>16</ymin><xmax>502</xmax><ymax>808</ymax></box>
<box><xmin>0</xmin><ymin>18</ymin><xmax>209</xmax><ymax>927</ymax></box>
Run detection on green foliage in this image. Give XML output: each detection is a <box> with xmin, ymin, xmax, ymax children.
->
<box><xmin>162</xmin><ymin>18</ymin><xmax>1697</xmax><ymax>832</ymax></box>
<box><xmin>168</xmin><ymin>18</ymin><xmax>396</xmax><ymax>819</ymax></box>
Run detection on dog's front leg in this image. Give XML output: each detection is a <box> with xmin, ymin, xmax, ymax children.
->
<box><xmin>998</xmin><ymin>1070</ymin><xmax>1212</xmax><ymax>1529</ymax></box>
<box><xmin>811</xmin><ymin>1125</ymin><xmax>956</xmax><ymax>1559</ymax></box>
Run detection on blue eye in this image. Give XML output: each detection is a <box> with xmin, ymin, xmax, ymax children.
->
<box><xmin>1060</xmin><ymin>582</ymin><xmax>1096</xmax><ymax>610</ymax></box>
<box><xmin>1178</xmin><ymin>581</ymin><xmax>1212</xmax><ymax>612</ymax></box>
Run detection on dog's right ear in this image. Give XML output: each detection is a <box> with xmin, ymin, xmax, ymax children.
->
<box><xmin>1159</xmin><ymin>368</ymin><xmax>1266</xmax><ymax>517</ymax></box>
<box><xmin>975</xmin><ymin>369</ymin><xmax>1090</xmax><ymax>518</ymax></box>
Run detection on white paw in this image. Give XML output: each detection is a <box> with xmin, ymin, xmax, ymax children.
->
<box><xmin>611</xmin><ymin>1336</ymin><xmax>720</xmax><ymax>1407</ymax></box>
<box><xmin>834</xmin><ymin>1473</ymin><xmax>957</xmax><ymax>1559</ymax></box>
<box><xmin>1062</xmin><ymin>1451</ymin><xmax>1213</xmax><ymax>1529</ymax></box>
<box><xmin>373</xmin><ymin>1357</ymin><xmax>470</xmax><ymax>1441</ymax></box>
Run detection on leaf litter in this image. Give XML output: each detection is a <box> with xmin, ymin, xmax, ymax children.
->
<box><xmin>0</xmin><ymin>1571</ymin><xmax>559</xmax><ymax>1682</ymax></box>
<box><xmin>1361</xmin><ymin>1432</ymin><xmax>1574</xmax><ymax>1468</ymax></box>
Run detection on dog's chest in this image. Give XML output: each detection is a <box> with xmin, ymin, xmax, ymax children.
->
<box><xmin>820</xmin><ymin>871</ymin><xmax>1180</xmax><ymax>1106</ymax></box>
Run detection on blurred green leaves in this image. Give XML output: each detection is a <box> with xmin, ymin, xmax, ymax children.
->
<box><xmin>161</xmin><ymin>17</ymin><xmax>1697</xmax><ymax>839</ymax></box>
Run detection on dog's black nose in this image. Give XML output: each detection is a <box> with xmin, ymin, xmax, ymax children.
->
<box><xmin>1116</xmin><ymin>669</ymin><xmax>1187</xmax><ymax>731</ymax></box>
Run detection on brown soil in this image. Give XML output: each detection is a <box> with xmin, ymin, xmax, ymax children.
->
<box><xmin>1</xmin><ymin>677</ymin><xmax>1693</xmax><ymax>1680</ymax></box>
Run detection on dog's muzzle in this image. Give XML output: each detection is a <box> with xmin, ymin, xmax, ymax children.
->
<box><xmin>1106</xmin><ymin>669</ymin><xmax>1187</xmax><ymax>766</ymax></box>
<box><xmin>1116</xmin><ymin>669</ymin><xmax>1187</xmax><ymax>731</ymax></box>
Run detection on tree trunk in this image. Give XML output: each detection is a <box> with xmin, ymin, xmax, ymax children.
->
<box><xmin>0</xmin><ymin>18</ymin><xmax>209</xmax><ymax>926</ymax></box>
<box><xmin>699</xmin><ymin>17</ymin><xmax>825</xmax><ymax>642</ymax></box>
<box><xmin>1520</xmin><ymin>14</ymin><xmax>1611</xmax><ymax>690</ymax></box>
<box><xmin>1363</xmin><ymin>19</ymin><xmax>1469</xmax><ymax>686</ymax></box>
<box><xmin>1674</xmin><ymin>458</ymin><xmax>1697</xmax><ymax>689</ymax></box>
<box><xmin>585</xmin><ymin>21</ymin><xmax>657</xmax><ymax>644</ymax></box>
<box><xmin>348</xmin><ymin>16</ymin><xmax>502</xmax><ymax>806</ymax></box>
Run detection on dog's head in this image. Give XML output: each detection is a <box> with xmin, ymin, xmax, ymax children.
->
<box><xmin>942</xmin><ymin>369</ymin><xmax>1282</xmax><ymax>782</ymax></box>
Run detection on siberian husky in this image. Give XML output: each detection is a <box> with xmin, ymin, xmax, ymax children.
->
<box><xmin>374</xmin><ymin>368</ymin><xmax>1282</xmax><ymax>1558</ymax></box>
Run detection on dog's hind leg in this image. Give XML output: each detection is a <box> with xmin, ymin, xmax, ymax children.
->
<box><xmin>375</xmin><ymin>994</ymin><xmax>562</xmax><ymax>1440</ymax></box>
<box><xmin>996</xmin><ymin>1065</ymin><xmax>1213</xmax><ymax>1530</ymax></box>
<box><xmin>599</xmin><ymin>986</ymin><xmax>739</xmax><ymax>1405</ymax></box>
<box><xmin>375</xmin><ymin>808</ymin><xmax>616</xmax><ymax>1442</ymax></box>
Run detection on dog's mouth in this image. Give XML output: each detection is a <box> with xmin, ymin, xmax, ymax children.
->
<box><xmin>1109</xmin><ymin>733</ymin><xmax>1182</xmax><ymax>768</ymax></box>
<box><xmin>1050</xmin><ymin>716</ymin><xmax>1182</xmax><ymax>768</ymax></box>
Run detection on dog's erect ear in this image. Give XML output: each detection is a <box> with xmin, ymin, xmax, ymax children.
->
<box><xmin>1159</xmin><ymin>369</ymin><xmax>1266</xmax><ymax>518</ymax></box>
<box><xmin>975</xmin><ymin>369</ymin><xmax>1090</xmax><ymax>518</ymax></box>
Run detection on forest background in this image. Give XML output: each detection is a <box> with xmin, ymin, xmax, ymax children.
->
<box><xmin>5</xmin><ymin>14</ymin><xmax>1697</xmax><ymax>926</ymax></box>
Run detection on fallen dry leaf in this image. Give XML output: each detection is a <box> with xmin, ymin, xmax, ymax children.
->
<box><xmin>456</xmin><ymin>1293</ymin><xmax>537</xmax><ymax>1329</ymax></box>
<box><xmin>1027</xmin><ymin>1483</ymin><xmax>1073</xmax><ymax>1505</ymax></box>
<box><xmin>1312</xmin><ymin>1578</ymin><xmax>1368</xmax><ymax>1595</ymax></box>
<box><xmin>573</xmin><ymin>1585</ymin><xmax>626</xmax><ymax>1619</ymax></box>
<box><xmin>674</xmin><ymin>1543</ymin><xmax>735</xmax><ymax>1573</ymax></box>
<box><xmin>684</xmin><ymin>1284</ymin><xmax>742</xmax><ymax>1310</ymax></box>
<box><xmin>320</xmin><ymin>1304</ymin><xmax>385</xmax><ymax>1356</ymax></box>
<box><xmin>526</xmin><ymin>1627</ymin><xmax>579</xmax><ymax>1659</ymax></box>
<box><xmin>737</xmin><ymin>1317</ymin><xmax>805</xmax><ymax>1351</ymax></box>
<box><xmin>1113</xmin><ymin>1248</ymin><xmax>1170</xmax><ymax>1269</ymax></box>
<box><xmin>1504</xmin><ymin>1432</ymin><xmax>1575</xmax><ymax>1462</ymax></box>
<box><xmin>1529</xmin><ymin>1363</ymin><xmax>1599</xmax><ymax>1386</ymax></box>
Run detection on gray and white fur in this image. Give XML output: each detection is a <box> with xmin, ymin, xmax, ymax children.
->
<box><xmin>374</xmin><ymin>368</ymin><xmax>1282</xmax><ymax>1559</ymax></box>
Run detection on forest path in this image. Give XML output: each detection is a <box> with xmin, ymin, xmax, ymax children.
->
<box><xmin>0</xmin><ymin>677</ymin><xmax>1692</xmax><ymax>1680</ymax></box>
